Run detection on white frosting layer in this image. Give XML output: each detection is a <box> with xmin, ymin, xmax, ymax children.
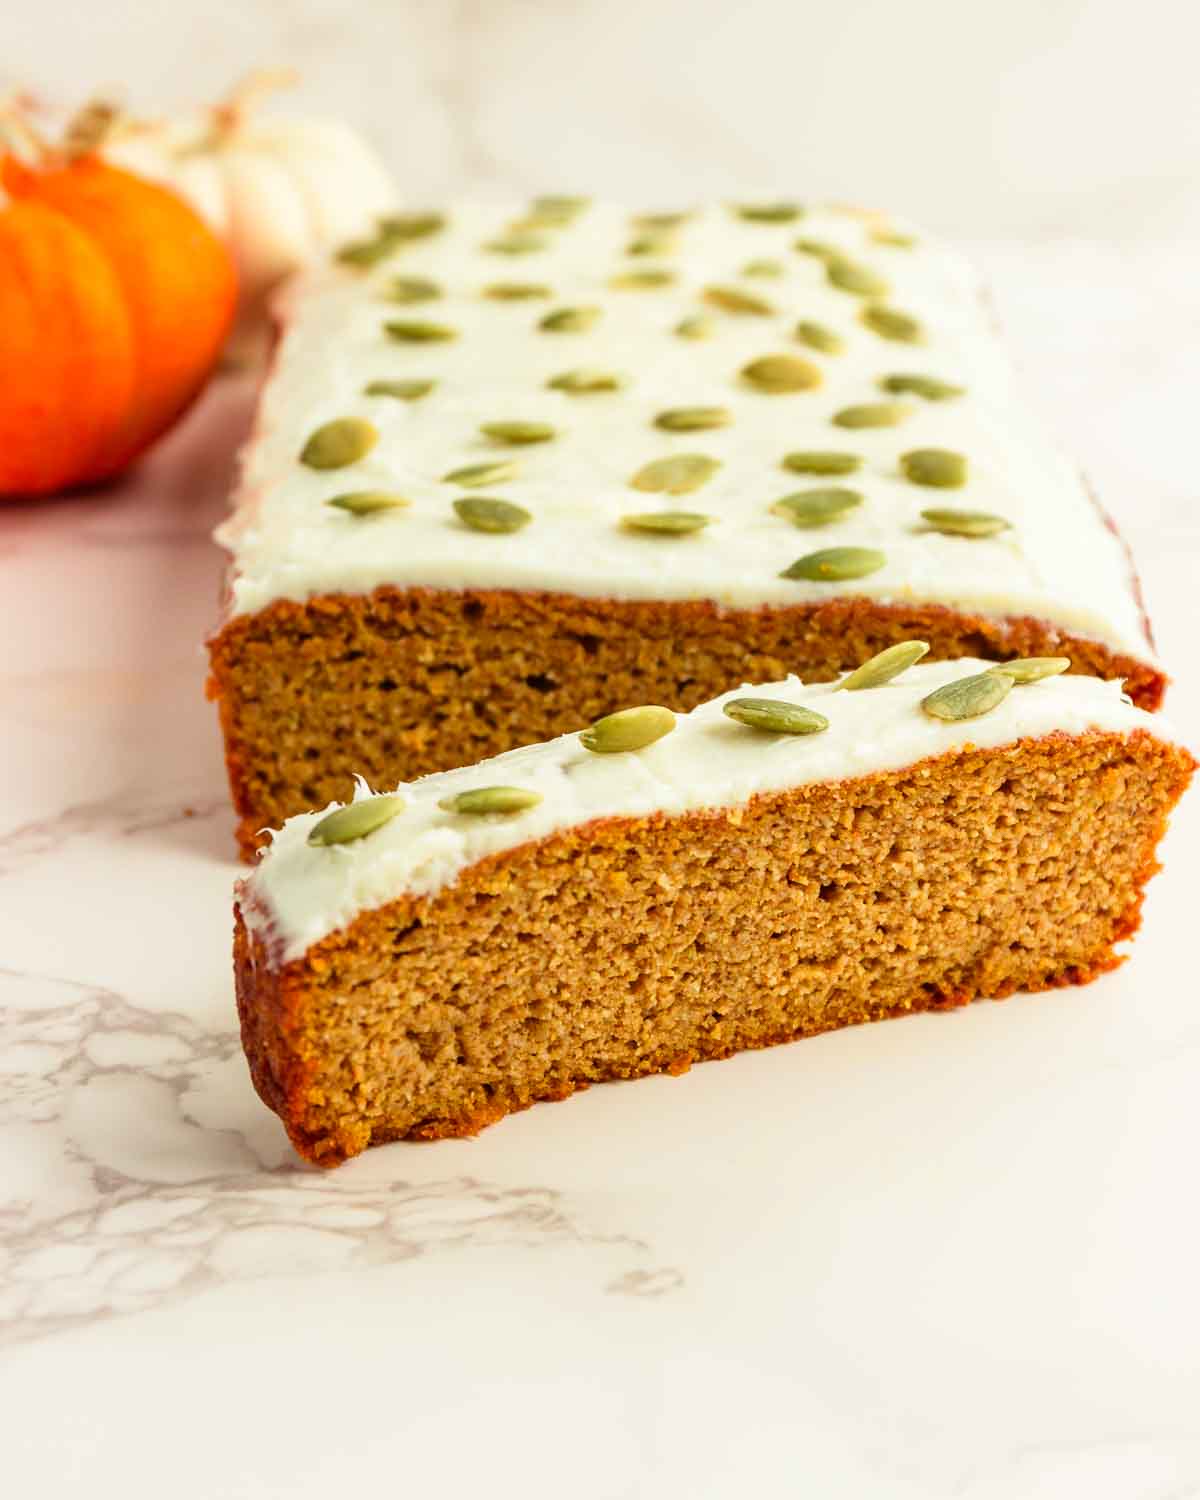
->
<box><xmin>245</xmin><ymin>659</ymin><xmax>1175</xmax><ymax>964</ymax></box>
<box><xmin>218</xmin><ymin>200</ymin><xmax>1154</xmax><ymax>663</ymax></box>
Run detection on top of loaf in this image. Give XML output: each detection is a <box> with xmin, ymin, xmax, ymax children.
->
<box><xmin>218</xmin><ymin>198</ymin><xmax>1153</xmax><ymax>663</ymax></box>
<box><xmin>243</xmin><ymin>657</ymin><xmax>1178</xmax><ymax>964</ymax></box>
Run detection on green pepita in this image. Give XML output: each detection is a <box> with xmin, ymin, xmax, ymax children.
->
<box><xmin>300</xmin><ymin>417</ymin><xmax>379</xmax><ymax>470</ymax></box>
<box><xmin>539</xmin><ymin>305</ymin><xmax>602</xmax><ymax>333</ymax></box>
<box><xmin>627</xmin><ymin>232</ymin><xmax>678</xmax><ymax>257</ymax></box>
<box><xmin>781</xmin><ymin>546</ymin><xmax>886</xmax><ymax>581</ymax></box>
<box><xmin>825</xmin><ymin>256</ymin><xmax>889</xmax><ymax>297</ymax></box>
<box><xmin>580</xmin><ymin>705</ymin><xmax>675</xmax><ymax>754</ymax></box>
<box><xmin>384</xmin><ymin>319</ymin><xmax>457</xmax><ymax>343</ymax></box>
<box><xmin>307</xmin><ymin>794</ymin><xmax>405</xmax><ymax>847</ymax></box>
<box><xmin>870</xmin><ymin>228</ymin><xmax>917</xmax><ymax>248</ymax></box>
<box><xmin>832</xmin><ymin>402</ymin><xmax>911</xmax><ymax>429</ymax></box>
<box><xmin>901</xmin><ymin>449</ymin><xmax>969</xmax><ymax>488</ymax></box>
<box><xmin>772</xmin><ymin>487</ymin><xmax>863</xmax><ymax>527</ymax></box>
<box><xmin>741</xmin><ymin>354</ymin><xmax>823</xmax><ymax>393</ymax></box>
<box><xmin>861</xmin><ymin>303</ymin><xmax>923</xmax><ymax>342</ymax></box>
<box><xmin>795</xmin><ymin>320</ymin><xmax>845</xmax><ymax>355</ymax></box>
<box><xmin>547</xmin><ymin>368</ymin><xmax>625</xmax><ymax>394</ymax></box>
<box><xmin>880</xmin><ymin>373</ymin><xmax>964</xmax><ymax>401</ymax></box>
<box><xmin>483</xmin><ymin>281</ymin><xmax>552</xmax><ymax>300</ymax></box>
<box><xmin>654</xmin><ymin>406</ymin><xmax>732</xmax><ymax>432</ymax></box>
<box><xmin>364</xmin><ymin>379</ymin><xmax>436</xmax><ymax>402</ymax></box>
<box><xmin>921</xmin><ymin>671</ymin><xmax>1013</xmax><ymax>722</ymax></box>
<box><xmin>611</xmin><ymin>268</ymin><xmax>677</xmax><ymax>289</ymax></box>
<box><xmin>722</xmin><ymin>698</ymin><xmax>829</xmax><ymax>734</ymax></box>
<box><xmin>480</xmin><ymin>420</ymin><xmax>556</xmax><ymax>446</ymax></box>
<box><xmin>736</xmin><ymin>201</ymin><xmax>804</xmax><ymax>223</ymax></box>
<box><xmin>453</xmin><ymin>497</ymin><xmax>532</xmax><ymax>533</ymax></box>
<box><xmin>794</xmin><ymin>238</ymin><xmax>838</xmax><ymax>260</ymax></box>
<box><xmin>438</xmin><ymin>786</ymin><xmax>544</xmax><ymax>815</ymax></box>
<box><xmin>920</xmin><ymin>507</ymin><xmax>1008</xmax><ymax>537</ymax></box>
<box><xmin>742</xmin><ymin>258</ymin><xmax>784</xmax><ymax>278</ymax></box>
<box><xmin>837</xmin><ymin>640</ymin><xmax>930</xmax><ymax>691</ymax></box>
<box><xmin>630</xmin><ymin>453</ymin><xmax>721</xmax><ymax>495</ymax></box>
<box><xmin>484</xmin><ymin>231</ymin><xmax>548</xmax><ymax>255</ymax></box>
<box><xmin>377</xmin><ymin>212</ymin><xmax>445</xmax><ymax>242</ymax></box>
<box><xmin>988</xmin><ymin>657</ymin><xmax>1071</xmax><ymax>685</ymax></box>
<box><xmin>620</xmin><ymin>511</ymin><xmax>711</xmax><ymax>535</ymax></box>
<box><xmin>631</xmin><ymin>211</ymin><xmax>691</xmax><ymax>230</ymax></box>
<box><xmin>443</xmin><ymin>459</ymin><xmax>521</xmax><ymax>487</ymax></box>
<box><xmin>326</xmin><ymin>490</ymin><xmax>409</xmax><ymax>515</ymax></box>
<box><xmin>531</xmin><ymin>195</ymin><xmax>589</xmax><ymax>222</ymax></box>
<box><xmin>782</xmin><ymin>450</ymin><xmax>862</xmax><ymax>476</ymax></box>
<box><xmin>676</xmin><ymin>314</ymin><xmax>716</xmax><ymax>339</ymax></box>
<box><xmin>385</xmin><ymin>275</ymin><xmax>441</xmax><ymax>304</ymax></box>
<box><xmin>703</xmin><ymin>285</ymin><xmax>774</xmax><ymax>315</ymax></box>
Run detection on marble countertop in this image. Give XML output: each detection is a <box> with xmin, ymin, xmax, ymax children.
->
<box><xmin>2</xmin><ymin>241</ymin><xmax>1199</xmax><ymax>1499</ymax></box>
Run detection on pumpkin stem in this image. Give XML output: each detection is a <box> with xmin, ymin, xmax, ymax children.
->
<box><xmin>62</xmin><ymin>96</ymin><xmax>127</xmax><ymax>161</ymax></box>
<box><xmin>0</xmin><ymin>92</ymin><xmax>52</xmax><ymax>165</ymax></box>
<box><xmin>211</xmin><ymin>68</ymin><xmax>298</xmax><ymax>137</ymax></box>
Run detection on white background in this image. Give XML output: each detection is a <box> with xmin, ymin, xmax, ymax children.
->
<box><xmin>5</xmin><ymin>0</ymin><xmax>1200</xmax><ymax>240</ymax></box>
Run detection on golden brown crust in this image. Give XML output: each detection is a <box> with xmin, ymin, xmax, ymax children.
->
<box><xmin>208</xmin><ymin>586</ymin><xmax>1167</xmax><ymax>860</ymax></box>
<box><xmin>233</xmin><ymin>729</ymin><xmax>1194</xmax><ymax>1168</ymax></box>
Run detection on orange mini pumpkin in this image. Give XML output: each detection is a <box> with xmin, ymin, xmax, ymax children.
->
<box><xmin>0</xmin><ymin>120</ymin><xmax>237</xmax><ymax>497</ymax></box>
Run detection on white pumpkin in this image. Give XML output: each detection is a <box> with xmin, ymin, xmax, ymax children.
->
<box><xmin>103</xmin><ymin>73</ymin><xmax>398</xmax><ymax>357</ymax></box>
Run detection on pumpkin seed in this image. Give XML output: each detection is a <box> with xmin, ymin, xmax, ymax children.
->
<box><xmin>988</xmin><ymin>657</ymin><xmax>1071</xmax><ymax>685</ymax></box>
<box><xmin>385</xmin><ymin>275</ymin><xmax>441</xmax><ymax>304</ymax></box>
<box><xmin>861</xmin><ymin>304</ymin><xmax>923</xmax><ymax>342</ymax></box>
<box><xmin>921</xmin><ymin>670</ymin><xmax>1013</xmax><ymax>722</ymax></box>
<box><xmin>480</xmin><ymin>420</ymin><xmax>556</xmax><ymax>446</ymax></box>
<box><xmin>364</xmin><ymin>379</ymin><xmax>436</xmax><ymax>401</ymax></box>
<box><xmin>654</xmin><ymin>406</ymin><xmax>732</xmax><ymax>432</ymax></box>
<box><xmin>580</xmin><ymin>705</ymin><xmax>675</xmax><ymax>754</ymax></box>
<box><xmin>547</xmin><ymin>368</ymin><xmax>624</xmax><ymax>394</ymax></box>
<box><xmin>920</xmin><ymin>507</ymin><xmax>1008</xmax><ymax>537</ymax></box>
<box><xmin>485</xmin><ymin>231</ymin><xmax>548</xmax><ymax>255</ymax></box>
<box><xmin>772</xmin><ymin>487</ymin><xmax>863</xmax><ymax>527</ymax></box>
<box><xmin>880</xmin><ymin>373</ymin><xmax>964</xmax><ymax>400</ymax></box>
<box><xmin>621</xmin><ymin>511</ymin><xmax>711</xmax><ymax>535</ymax></box>
<box><xmin>741</xmin><ymin>354</ymin><xmax>823</xmax><ymax>393</ymax></box>
<box><xmin>611</xmin><ymin>268</ymin><xmax>677</xmax><ymax>289</ymax></box>
<box><xmin>300</xmin><ymin>417</ymin><xmax>379</xmax><ymax>470</ymax></box>
<box><xmin>736</xmin><ymin>201</ymin><xmax>804</xmax><ymax>223</ymax></box>
<box><xmin>826</xmin><ymin>256</ymin><xmax>889</xmax><ymax>297</ymax></box>
<box><xmin>722</xmin><ymin>698</ymin><xmax>829</xmax><ymax>734</ymax></box>
<box><xmin>870</xmin><ymin>228</ymin><xmax>917</xmax><ymax>248</ymax></box>
<box><xmin>782</xmin><ymin>450</ymin><xmax>861</xmax><ymax>476</ymax></box>
<box><xmin>483</xmin><ymin>281</ymin><xmax>552</xmax><ymax>300</ymax></box>
<box><xmin>531</xmin><ymin>194</ymin><xmax>589</xmax><ymax>222</ymax></box>
<box><xmin>676</xmin><ymin>314</ymin><xmax>716</xmax><ymax>339</ymax></box>
<box><xmin>336</xmin><ymin>234</ymin><xmax>397</xmax><ymax>269</ymax></box>
<box><xmin>438</xmin><ymin>786</ymin><xmax>544</xmax><ymax>815</ymax></box>
<box><xmin>307</xmin><ymin>794</ymin><xmax>405</xmax><ymax>847</ymax></box>
<box><xmin>453</xmin><ymin>497</ymin><xmax>532</xmax><ymax>533</ymax></box>
<box><xmin>443</xmin><ymin>459</ymin><xmax>522</xmax><ymax>487</ymax></box>
<box><xmin>794</xmin><ymin>237</ymin><xmax>838</xmax><ymax>260</ymax></box>
<box><xmin>837</xmin><ymin>640</ymin><xmax>930</xmax><ymax>691</ymax></box>
<box><xmin>384</xmin><ymin>319</ymin><xmax>457</xmax><ymax>343</ymax></box>
<box><xmin>901</xmin><ymin>448</ymin><xmax>968</xmax><ymax>488</ymax></box>
<box><xmin>703</xmin><ymin>285</ymin><xmax>774</xmax><ymax>316</ymax></box>
<box><xmin>742</xmin><ymin>258</ymin><xmax>784</xmax><ymax>277</ymax></box>
<box><xmin>627</xmin><ymin>232</ymin><xmax>678</xmax><ymax>257</ymax></box>
<box><xmin>781</xmin><ymin>546</ymin><xmax>886</xmax><ymax>581</ymax></box>
<box><xmin>632</xmin><ymin>211</ymin><xmax>691</xmax><ymax>230</ymax></box>
<box><xmin>326</xmin><ymin>490</ymin><xmax>410</xmax><ymax>515</ymax></box>
<box><xmin>795</xmin><ymin>320</ymin><xmax>845</xmax><ymax>355</ymax></box>
<box><xmin>377</xmin><ymin>212</ymin><xmax>445</xmax><ymax>241</ymax></box>
<box><xmin>540</xmin><ymin>305</ymin><xmax>602</xmax><ymax>333</ymax></box>
<box><xmin>630</xmin><ymin>453</ymin><xmax>721</xmax><ymax>495</ymax></box>
<box><xmin>832</xmin><ymin>402</ymin><xmax>911</xmax><ymax>429</ymax></box>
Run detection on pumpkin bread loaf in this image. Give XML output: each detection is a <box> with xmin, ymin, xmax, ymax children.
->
<box><xmin>209</xmin><ymin>199</ymin><xmax>1164</xmax><ymax>858</ymax></box>
<box><xmin>234</xmin><ymin>656</ymin><xmax>1193</xmax><ymax>1167</ymax></box>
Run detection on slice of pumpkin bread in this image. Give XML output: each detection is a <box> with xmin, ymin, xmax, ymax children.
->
<box><xmin>233</xmin><ymin>653</ymin><xmax>1193</xmax><ymax>1166</ymax></box>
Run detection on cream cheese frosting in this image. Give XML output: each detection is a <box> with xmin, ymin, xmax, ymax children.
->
<box><xmin>244</xmin><ymin>658</ymin><xmax>1176</xmax><ymax>964</ymax></box>
<box><xmin>217</xmin><ymin>199</ymin><xmax>1154</xmax><ymax>663</ymax></box>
